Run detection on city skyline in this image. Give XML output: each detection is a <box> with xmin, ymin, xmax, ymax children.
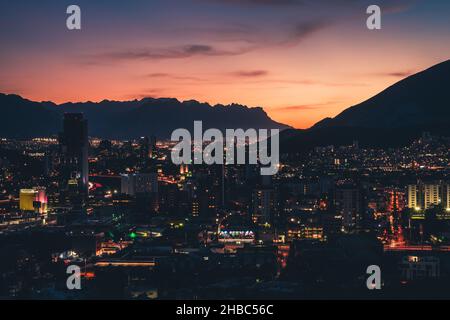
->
<box><xmin>1</xmin><ymin>0</ymin><xmax>450</xmax><ymax>128</ymax></box>
<box><xmin>1</xmin><ymin>0</ymin><xmax>450</xmax><ymax>303</ymax></box>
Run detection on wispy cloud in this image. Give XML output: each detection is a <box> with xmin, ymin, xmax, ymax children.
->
<box><xmin>230</xmin><ymin>70</ymin><xmax>269</xmax><ymax>77</ymax></box>
<box><xmin>276</xmin><ymin>101</ymin><xmax>339</xmax><ymax>111</ymax></box>
<box><xmin>146</xmin><ymin>73</ymin><xmax>205</xmax><ymax>82</ymax></box>
<box><xmin>375</xmin><ymin>70</ymin><xmax>415</xmax><ymax>78</ymax></box>
<box><xmin>198</xmin><ymin>0</ymin><xmax>416</xmax><ymax>48</ymax></box>
<box><xmin>283</xmin><ymin>20</ymin><xmax>332</xmax><ymax>45</ymax></box>
<box><xmin>86</xmin><ymin>44</ymin><xmax>254</xmax><ymax>63</ymax></box>
<box><xmin>82</xmin><ymin>19</ymin><xmax>330</xmax><ymax>65</ymax></box>
<box><xmin>247</xmin><ymin>78</ymin><xmax>367</xmax><ymax>87</ymax></box>
<box><xmin>126</xmin><ymin>88</ymin><xmax>168</xmax><ymax>99</ymax></box>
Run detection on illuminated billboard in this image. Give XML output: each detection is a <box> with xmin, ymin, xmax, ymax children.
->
<box><xmin>218</xmin><ymin>230</ymin><xmax>255</xmax><ymax>244</ymax></box>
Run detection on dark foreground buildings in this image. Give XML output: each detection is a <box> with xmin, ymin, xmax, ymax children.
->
<box><xmin>0</xmin><ymin>115</ymin><xmax>449</xmax><ymax>299</ymax></box>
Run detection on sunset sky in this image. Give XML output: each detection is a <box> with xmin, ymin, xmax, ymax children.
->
<box><xmin>1</xmin><ymin>0</ymin><xmax>450</xmax><ymax>128</ymax></box>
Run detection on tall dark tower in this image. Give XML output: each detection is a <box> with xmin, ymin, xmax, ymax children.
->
<box><xmin>59</xmin><ymin>113</ymin><xmax>89</xmax><ymax>209</ymax></box>
<box><xmin>138</xmin><ymin>136</ymin><xmax>150</xmax><ymax>170</ymax></box>
<box><xmin>139</xmin><ymin>136</ymin><xmax>150</xmax><ymax>159</ymax></box>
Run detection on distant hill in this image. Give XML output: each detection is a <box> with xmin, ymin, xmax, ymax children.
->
<box><xmin>0</xmin><ymin>94</ymin><xmax>290</xmax><ymax>139</ymax></box>
<box><xmin>0</xmin><ymin>94</ymin><xmax>61</xmax><ymax>138</ymax></box>
<box><xmin>281</xmin><ymin>60</ymin><xmax>450</xmax><ymax>153</ymax></box>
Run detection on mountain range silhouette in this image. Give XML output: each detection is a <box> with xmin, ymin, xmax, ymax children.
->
<box><xmin>1</xmin><ymin>59</ymin><xmax>449</xmax><ymax>150</ymax></box>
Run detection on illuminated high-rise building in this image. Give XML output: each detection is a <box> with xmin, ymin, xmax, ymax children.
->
<box><xmin>446</xmin><ymin>185</ymin><xmax>450</xmax><ymax>211</ymax></box>
<box><xmin>408</xmin><ymin>185</ymin><xmax>419</xmax><ymax>209</ymax></box>
<box><xmin>408</xmin><ymin>182</ymin><xmax>447</xmax><ymax>211</ymax></box>
<box><xmin>424</xmin><ymin>184</ymin><xmax>441</xmax><ymax>209</ymax></box>
<box><xmin>59</xmin><ymin>113</ymin><xmax>89</xmax><ymax>209</ymax></box>
<box><xmin>19</xmin><ymin>188</ymin><xmax>48</xmax><ymax>214</ymax></box>
<box><xmin>20</xmin><ymin>189</ymin><xmax>36</xmax><ymax>211</ymax></box>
